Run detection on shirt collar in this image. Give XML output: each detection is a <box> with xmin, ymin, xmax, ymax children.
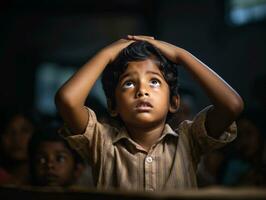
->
<box><xmin>112</xmin><ymin>123</ymin><xmax>178</xmax><ymax>144</ymax></box>
<box><xmin>112</xmin><ymin>126</ymin><xmax>129</xmax><ymax>144</ymax></box>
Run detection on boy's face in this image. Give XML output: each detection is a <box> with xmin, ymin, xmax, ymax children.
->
<box><xmin>34</xmin><ymin>141</ymin><xmax>79</xmax><ymax>187</ymax></box>
<box><xmin>114</xmin><ymin>59</ymin><xmax>177</xmax><ymax>128</ymax></box>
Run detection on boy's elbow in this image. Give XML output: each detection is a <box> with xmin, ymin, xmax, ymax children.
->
<box><xmin>55</xmin><ymin>89</ymin><xmax>74</xmax><ymax>110</ymax></box>
<box><xmin>229</xmin><ymin>95</ymin><xmax>244</xmax><ymax>118</ymax></box>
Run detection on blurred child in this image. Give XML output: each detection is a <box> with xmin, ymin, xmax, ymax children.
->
<box><xmin>28</xmin><ymin>125</ymin><xmax>86</xmax><ymax>187</ymax></box>
<box><xmin>55</xmin><ymin>36</ymin><xmax>243</xmax><ymax>190</ymax></box>
<box><xmin>0</xmin><ymin>108</ymin><xmax>37</xmax><ymax>185</ymax></box>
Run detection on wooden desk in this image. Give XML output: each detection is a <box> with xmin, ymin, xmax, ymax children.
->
<box><xmin>1</xmin><ymin>185</ymin><xmax>266</xmax><ymax>200</ymax></box>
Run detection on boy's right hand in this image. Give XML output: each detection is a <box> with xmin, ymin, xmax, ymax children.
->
<box><xmin>101</xmin><ymin>39</ymin><xmax>135</xmax><ymax>63</ymax></box>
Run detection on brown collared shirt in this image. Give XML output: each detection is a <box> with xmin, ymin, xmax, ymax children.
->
<box><xmin>61</xmin><ymin>106</ymin><xmax>236</xmax><ymax>191</ymax></box>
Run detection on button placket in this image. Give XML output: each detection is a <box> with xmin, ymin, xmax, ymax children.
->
<box><xmin>144</xmin><ymin>155</ymin><xmax>155</xmax><ymax>191</ymax></box>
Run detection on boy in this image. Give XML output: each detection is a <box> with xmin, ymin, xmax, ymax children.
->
<box><xmin>28</xmin><ymin>125</ymin><xmax>85</xmax><ymax>187</ymax></box>
<box><xmin>55</xmin><ymin>35</ymin><xmax>244</xmax><ymax>190</ymax></box>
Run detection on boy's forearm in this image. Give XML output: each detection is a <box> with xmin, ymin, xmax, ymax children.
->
<box><xmin>177</xmin><ymin>49</ymin><xmax>243</xmax><ymax>112</ymax></box>
<box><xmin>55</xmin><ymin>39</ymin><xmax>134</xmax><ymax>110</ymax></box>
<box><xmin>55</xmin><ymin>39</ymin><xmax>134</xmax><ymax>134</ymax></box>
<box><xmin>177</xmin><ymin>48</ymin><xmax>244</xmax><ymax>137</ymax></box>
<box><xmin>54</xmin><ymin>50</ymin><xmax>111</xmax><ymax>134</ymax></box>
<box><xmin>56</xmin><ymin>50</ymin><xmax>110</xmax><ymax>108</ymax></box>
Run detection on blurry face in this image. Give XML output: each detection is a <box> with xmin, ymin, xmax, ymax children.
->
<box><xmin>114</xmin><ymin>59</ymin><xmax>177</xmax><ymax>129</ymax></box>
<box><xmin>0</xmin><ymin>115</ymin><xmax>34</xmax><ymax>161</ymax></box>
<box><xmin>34</xmin><ymin>142</ymin><xmax>77</xmax><ymax>187</ymax></box>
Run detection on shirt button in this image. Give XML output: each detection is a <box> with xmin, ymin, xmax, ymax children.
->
<box><xmin>146</xmin><ymin>156</ymin><xmax>153</xmax><ymax>163</ymax></box>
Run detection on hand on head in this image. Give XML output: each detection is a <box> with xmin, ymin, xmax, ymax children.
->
<box><xmin>126</xmin><ymin>35</ymin><xmax>183</xmax><ymax>64</ymax></box>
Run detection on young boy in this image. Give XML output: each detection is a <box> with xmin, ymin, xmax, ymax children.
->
<box><xmin>55</xmin><ymin>35</ymin><xmax>244</xmax><ymax>191</ymax></box>
<box><xmin>28</xmin><ymin>125</ymin><xmax>85</xmax><ymax>187</ymax></box>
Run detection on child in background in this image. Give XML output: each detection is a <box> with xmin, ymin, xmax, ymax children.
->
<box><xmin>0</xmin><ymin>108</ymin><xmax>38</xmax><ymax>185</ymax></box>
<box><xmin>55</xmin><ymin>35</ymin><xmax>243</xmax><ymax>191</ymax></box>
<box><xmin>28</xmin><ymin>124</ymin><xmax>86</xmax><ymax>187</ymax></box>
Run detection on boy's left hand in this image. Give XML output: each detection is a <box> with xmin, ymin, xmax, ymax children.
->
<box><xmin>127</xmin><ymin>35</ymin><xmax>184</xmax><ymax>64</ymax></box>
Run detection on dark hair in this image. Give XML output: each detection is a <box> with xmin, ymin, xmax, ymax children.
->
<box><xmin>101</xmin><ymin>41</ymin><xmax>179</xmax><ymax>121</ymax></box>
<box><xmin>0</xmin><ymin>106</ymin><xmax>40</xmax><ymax>135</ymax></box>
<box><xmin>0</xmin><ymin>107</ymin><xmax>41</xmax><ymax>166</ymax></box>
<box><xmin>28</xmin><ymin>123</ymin><xmax>83</xmax><ymax>185</ymax></box>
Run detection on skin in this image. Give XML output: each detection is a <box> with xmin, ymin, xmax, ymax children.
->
<box><xmin>34</xmin><ymin>142</ymin><xmax>80</xmax><ymax>187</ymax></box>
<box><xmin>55</xmin><ymin>35</ymin><xmax>244</xmax><ymax>151</ymax></box>
<box><xmin>114</xmin><ymin>59</ymin><xmax>178</xmax><ymax>149</ymax></box>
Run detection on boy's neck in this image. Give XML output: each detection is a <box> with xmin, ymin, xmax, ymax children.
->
<box><xmin>125</xmin><ymin>122</ymin><xmax>166</xmax><ymax>151</ymax></box>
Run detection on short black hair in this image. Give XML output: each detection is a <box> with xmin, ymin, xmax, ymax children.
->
<box><xmin>101</xmin><ymin>41</ymin><xmax>179</xmax><ymax>121</ymax></box>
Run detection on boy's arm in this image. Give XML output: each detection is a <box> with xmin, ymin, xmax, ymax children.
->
<box><xmin>128</xmin><ymin>35</ymin><xmax>244</xmax><ymax>138</ymax></box>
<box><xmin>55</xmin><ymin>39</ymin><xmax>134</xmax><ymax>134</ymax></box>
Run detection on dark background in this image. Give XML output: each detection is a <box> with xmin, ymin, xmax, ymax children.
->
<box><xmin>0</xmin><ymin>0</ymin><xmax>266</xmax><ymax>118</ymax></box>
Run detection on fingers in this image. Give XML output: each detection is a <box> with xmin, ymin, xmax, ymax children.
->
<box><xmin>106</xmin><ymin>39</ymin><xmax>136</xmax><ymax>62</ymax></box>
<box><xmin>112</xmin><ymin>38</ymin><xmax>135</xmax><ymax>49</ymax></box>
<box><xmin>127</xmin><ymin>35</ymin><xmax>155</xmax><ymax>41</ymax></box>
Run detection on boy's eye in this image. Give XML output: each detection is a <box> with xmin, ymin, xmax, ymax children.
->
<box><xmin>122</xmin><ymin>81</ymin><xmax>134</xmax><ymax>89</ymax></box>
<box><xmin>149</xmin><ymin>79</ymin><xmax>161</xmax><ymax>88</ymax></box>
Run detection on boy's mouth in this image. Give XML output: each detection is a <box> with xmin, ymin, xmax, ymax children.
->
<box><xmin>135</xmin><ymin>101</ymin><xmax>153</xmax><ymax>111</ymax></box>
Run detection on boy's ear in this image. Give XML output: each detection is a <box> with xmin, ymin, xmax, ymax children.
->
<box><xmin>107</xmin><ymin>99</ymin><xmax>118</xmax><ymax>117</ymax></box>
<box><xmin>169</xmin><ymin>95</ymin><xmax>180</xmax><ymax>113</ymax></box>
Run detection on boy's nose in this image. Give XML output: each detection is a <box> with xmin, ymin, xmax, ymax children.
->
<box><xmin>135</xmin><ymin>81</ymin><xmax>150</xmax><ymax>98</ymax></box>
<box><xmin>136</xmin><ymin>89</ymin><xmax>149</xmax><ymax>98</ymax></box>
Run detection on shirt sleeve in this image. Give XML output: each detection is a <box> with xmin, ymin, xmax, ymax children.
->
<box><xmin>191</xmin><ymin>105</ymin><xmax>237</xmax><ymax>150</ymax></box>
<box><xmin>58</xmin><ymin>107</ymin><xmax>115</xmax><ymax>166</ymax></box>
<box><xmin>181</xmin><ymin>105</ymin><xmax>237</xmax><ymax>165</ymax></box>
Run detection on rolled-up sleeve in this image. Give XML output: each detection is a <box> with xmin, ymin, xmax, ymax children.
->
<box><xmin>191</xmin><ymin>105</ymin><xmax>237</xmax><ymax>149</ymax></box>
<box><xmin>184</xmin><ymin>106</ymin><xmax>237</xmax><ymax>164</ymax></box>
